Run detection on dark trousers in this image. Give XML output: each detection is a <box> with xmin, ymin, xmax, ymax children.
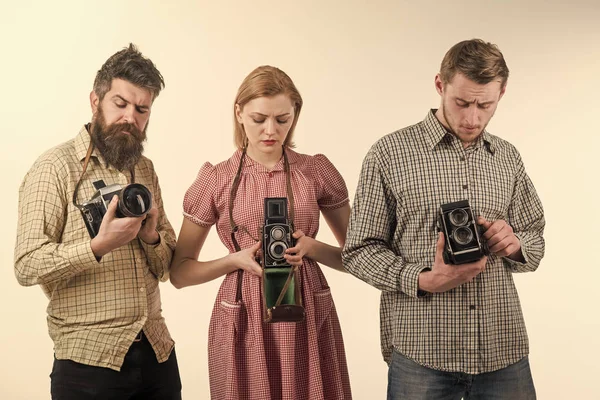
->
<box><xmin>50</xmin><ymin>333</ymin><xmax>182</xmax><ymax>400</ymax></box>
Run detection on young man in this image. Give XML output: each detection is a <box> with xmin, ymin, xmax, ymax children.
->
<box><xmin>343</xmin><ymin>39</ymin><xmax>545</xmax><ymax>399</ymax></box>
<box><xmin>14</xmin><ymin>44</ymin><xmax>181</xmax><ymax>399</ymax></box>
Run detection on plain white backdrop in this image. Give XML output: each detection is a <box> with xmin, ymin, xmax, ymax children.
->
<box><xmin>1</xmin><ymin>1</ymin><xmax>599</xmax><ymax>398</ymax></box>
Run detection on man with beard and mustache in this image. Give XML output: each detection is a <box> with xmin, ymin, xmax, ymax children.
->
<box><xmin>343</xmin><ymin>39</ymin><xmax>545</xmax><ymax>399</ymax></box>
<box><xmin>14</xmin><ymin>44</ymin><xmax>181</xmax><ymax>399</ymax></box>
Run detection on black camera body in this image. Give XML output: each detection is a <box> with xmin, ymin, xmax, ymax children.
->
<box><xmin>262</xmin><ymin>197</ymin><xmax>295</xmax><ymax>268</ymax></box>
<box><xmin>437</xmin><ymin>199</ymin><xmax>488</xmax><ymax>265</ymax></box>
<box><xmin>80</xmin><ymin>180</ymin><xmax>152</xmax><ymax>238</ymax></box>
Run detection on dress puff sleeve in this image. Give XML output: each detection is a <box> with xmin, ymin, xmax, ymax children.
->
<box><xmin>314</xmin><ymin>153</ymin><xmax>349</xmax><ymax>210</ymax></box>
<box><xmin>182</xmin><ymin>162</ymin><xmax>218</xmax><ymax>227</ymax></box>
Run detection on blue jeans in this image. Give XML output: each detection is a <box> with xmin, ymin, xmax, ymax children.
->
<box><xmin>387</xmin><ymin>350</ymin><xmax>536</xmax><ymax>400</ymax></box>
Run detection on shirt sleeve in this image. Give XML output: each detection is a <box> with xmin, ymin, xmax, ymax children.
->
<box><xmin>314</xmin><ymin>153</ymin><xmax>349</xmax><ymax>210</ymax></box>
<box><xmin>183</xmin><ymin>162</ymin><xmax>218</xmax><ymax>227</ymax></box>
<box><xmin>14</xmin><ymin>159</ymin><xmax>99</xmax><ymax>287</ymax></box>
<box><xmin>139</xmin><ymin>162</ymin><xmax>176</xmax><ymax>281</ymax></box>
<box><xmin>341</xmin><ymin>144</ymin><xmax>430</xmax><ymax>297</ymax></box>
<box><xmin>503</xmin><ymin>149</ymin><xmax>546</xmax><ymax>272</ymax></box>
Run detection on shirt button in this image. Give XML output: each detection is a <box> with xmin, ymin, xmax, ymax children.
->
<box><xmin>268</xmin><ymin>172</ymin><xmax>273</xmax><ymax>178</ymax></box>
<box><xmin>139</xmin><ymin>287</ymin><xmax>145</xmax><ymax>292</ymax></box>
<box><xmin>462</xmin><ymin>184</ymin><xmax>468</xmax><ymax>189</ymax></box>
<box><xmin>469</xmin><ymin>305</ymin><xmax>476</xmax><ymax>310</ymax></box>
<box><xmin>460</xmin><ymin>156</ymin><xmax>466</xmax><ymax>161</ymax></box>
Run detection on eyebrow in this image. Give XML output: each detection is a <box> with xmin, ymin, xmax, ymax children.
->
<box><xmin>250</xmin><ymin>112</ymin><xmax>291</xmax><ymax>118</ymax></box>
<box><xmin>456</xmin><ymin>97</ymin><xmax>494</xmax><ymax>106</ymax></box>
<box><xmin>113</xmin><ymin>94</ymin><xmax>150</xmax><ymax>111</ymax></box>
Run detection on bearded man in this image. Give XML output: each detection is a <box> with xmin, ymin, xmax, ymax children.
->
<box><xmin>14</xmin><ymin>44</ymin><xmax>182</xmax><ymax>399</ymax></box>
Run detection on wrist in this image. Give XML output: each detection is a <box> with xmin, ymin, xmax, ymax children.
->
<box><xmin>507</xmin><ymin>247</ymin><xmax>524</xmax><ymax>263</ymax></box>
<box><xmin>303</xmin><ymin>236</ymin><xmax>317</xmax><ymax>259</ymax></box>
<box><xmin>418</xmin><ymin>270</ymin><xmax>434</xmax><ymax>293</ymax></box>
<box><xmin>90</xmin><ymin>236</ymin><xmax>110</xmax><ymax>258</ymax></box>
<box><xmin>140</xmin><ymin>230</ymin><xmax>160</xmax><ymax>245</ymax></box>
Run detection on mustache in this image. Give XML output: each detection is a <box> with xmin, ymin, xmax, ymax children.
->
<box><xmin>103</xmin><ymin>122</ymin><xmax>144</xmax><ymax>139</ymax></box>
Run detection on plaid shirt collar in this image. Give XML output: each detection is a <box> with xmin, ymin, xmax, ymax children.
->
<box><xmin>423</xmin><ymin>109</ymin><xmax>496</xmax><ymax>155</ymax></box>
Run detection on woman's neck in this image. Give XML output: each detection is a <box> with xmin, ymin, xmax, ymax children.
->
<box><xmin>246</xmin><ymin>145</ymin><xmax>284</xmax><ymax>170</ymax></box>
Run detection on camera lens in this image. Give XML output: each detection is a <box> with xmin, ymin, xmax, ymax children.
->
<box><xmin>453</xmin><ymin>227</ymin><xmax>474</xmax><ymax>245</ymax></box>
<box><xmin>271</xmin><ymin>226</ymin><xmax>285</xmax><ymax>241</ymax></box>
<box><xmin>118</xmin><ymin>184</ymin><xmax>152</xmax><ymax>217</ymax></box>
<box><xmin>269</xmin><ymin>241</ymin><xmax>287</xmax><ymax>260</ymax></box>
<box><xmin>449</xmin><ymin>208</ymin><xmax>469</xmax><ymax>226</ymax></box>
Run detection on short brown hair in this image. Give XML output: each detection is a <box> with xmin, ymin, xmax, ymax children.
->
<box><xmin>93</xmin><ymin>43</ymin><xmax>164</xmax><ymax>101</ymax></box>
<box><xmin>439</xmin><ymin>39</ymin><xmax>509</xmax><ymax>87</ymax></box>
<box><xmin>233</xmin><ymin>66</ymin><xmax>303</xmax><ymax>149</ymax></box>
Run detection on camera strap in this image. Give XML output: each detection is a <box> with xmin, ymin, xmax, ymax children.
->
<box><xmin>228</xmin><ymin>147</ymin><xmax>296</xmax><ymax>304</ymax></box>
<box><xmin>72</xmin><ymin>141</ymin><xmax>96</xmax><ymax>209</ymax></box>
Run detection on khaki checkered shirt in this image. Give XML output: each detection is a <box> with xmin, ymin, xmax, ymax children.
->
<box><xmin>342</xmin><ymin>110</ymin><xmax>545</xmax><ymax>374</ymax></box>
<box><xmin>15</xmin><ymin>126</ymin><xmax>176</xmax><ymax>371</ymax></box>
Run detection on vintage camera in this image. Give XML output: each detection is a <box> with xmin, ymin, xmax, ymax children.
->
<box><xmin>261</xmin><ymin>197</ymin><xmax>304</xmax><ymax>322</ymax></box>
<box><xmin>80</xmin><ymin>180</ymin><xmax>152</xmax><ymax>238</ymax></box>
<box><xmin>262</xmin><ymin>197</ymin><xmax>295</xmax><ymax>268</ymax></box>
<box><xmin>437</xmin><ymin>199</ymin><xmax>488</xmax><ymax>265</ymax></box>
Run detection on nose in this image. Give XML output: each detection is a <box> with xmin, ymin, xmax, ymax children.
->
<box><xmin>122</xmin><ymin>105</ymin><xmax>136</xmax><ymax>125</ymax></box>
<box><xmin>465</xmin><ymin>106</ymin><xmax>480</xmax><ymax>127</ymax></box>
<box><xmin>265</xmin><ymin>118</ymin><xmax>276</xmax><ymax>135</ymax></box>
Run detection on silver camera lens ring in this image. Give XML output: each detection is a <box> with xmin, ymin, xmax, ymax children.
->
<box><xmin>449</xmin><ymin>208</ymin><xmax>469</xmax><ymax>226</ymax></box>
<box><xmin>269</xmin><ymin>241</ymin><xmax>288</xmax><ymax>260</ymax></box>
<box><xmin>453</xmin><ymin>226</ymin><xmax>474</xmax><ymax>245</ymax></box>
<box><xmin>270</xmin><ymin>226</ymin><xmax>285</xmax><ymax>241</ymax></box>
<box><xmin>119</xmin><ymin>183</ymin><xmax>152</xmax><ymax>217</ymax></box>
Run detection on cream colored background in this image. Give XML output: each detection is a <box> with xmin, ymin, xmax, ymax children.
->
<box><xmin>1</xmin><ymin>0</ymin><xmax>599</xmax><ymax>399</ymax></box>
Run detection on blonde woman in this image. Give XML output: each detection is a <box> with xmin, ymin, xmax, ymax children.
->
<box><xmin>170</xmin><ymin>66</ymin><xmax>352</xmax><ymax>400</ymax></box>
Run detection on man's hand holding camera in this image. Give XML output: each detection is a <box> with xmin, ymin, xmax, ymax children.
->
<box><xmin>477</xmin><ymin>217</ymin><xmax>524</xmax><ymax>262</ymax></box>
<box><xmin>90</xmin><ymin>196</ymin><xmax>146</xmax><ymax>258</ymax></box>
<box><xmin>138</xmin><ymin>206</ymin><xmax>160</xmax><ymax>245</ymax></box>
<box><xmin>418</xmin><ymin>232</ymin><xmax>488</xmax><ymax>293</ymax></box>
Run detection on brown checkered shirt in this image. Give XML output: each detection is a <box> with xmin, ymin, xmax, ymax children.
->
<box><xmin>14</xmin><ymin>126</ymin><xmax>176</xmax><ymax>371</ymax></box>
<box><xmin>342</xmin><ymin>110</ymin><xmax>545</xmax><ymax>374</ymax></box>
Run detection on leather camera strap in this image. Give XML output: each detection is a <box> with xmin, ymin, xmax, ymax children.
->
<box><xmin>72</xmin><ymin>141</ymin><xmax>95</xmax><ymax>209</ymax></box>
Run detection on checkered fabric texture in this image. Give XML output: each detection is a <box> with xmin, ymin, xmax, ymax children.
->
<box><xmin>183</xmin><ymin>149</ymin><xmax>353</xmax><ymax>399</ymax></box>
<box><xmin>343</xmin><ymin>110</ymin><xmax>545</xmax><ymax>374</ymax></box>
<box><xmin>15</xmin><ymin>126</ymin><xmax>176</xmax><ymax>371</ymax></box>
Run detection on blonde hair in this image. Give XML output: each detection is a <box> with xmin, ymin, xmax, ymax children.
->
<box><xmin>233</xmin><ymin>66</ymin><xmax>303</xmax><ymax>149</ymax></box>
<box><xmin>440</xmin><ymin>39</ymin><xmax>509</xmax><ymax>87</ymax></box>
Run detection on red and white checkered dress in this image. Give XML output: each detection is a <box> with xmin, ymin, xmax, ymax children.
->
<box><xmin>183</xmin><ymin>149</ymin><xmax>352</xmax><ymax>400</ymax></box>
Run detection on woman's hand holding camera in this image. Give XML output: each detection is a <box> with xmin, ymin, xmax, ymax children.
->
<box><xmin>477</xmin><ymin>217</ymin><xmax>523</xmax><ymax>262</ymax></box>
<box><xmin>91</xmin><ymin>196</ymin><xmax>145</xmax><ymax>258</ymax></box>
<box><xmin>284</xmin><ymin>230</ymin><xmax>314</xmax><ymax>267</ymax></box>
<box><xmin>229</xmin><ymin>241</ymin><xmax>263</xmax><ymax>276</ymax></box>
<box><xmin>418</xmin><ymin>232</ymin><xmax>488</xmax><ymax>293</ymax></box>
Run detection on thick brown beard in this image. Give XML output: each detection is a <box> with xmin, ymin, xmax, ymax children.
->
<box><xmin>90</xmin><ymin>105</ymin><xmax>147</xmax><ymax>172</ymax></box>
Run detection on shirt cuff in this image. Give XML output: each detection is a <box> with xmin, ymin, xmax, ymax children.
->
<box><xmin>68</xmin><ymin>240</ymin><xmax>101</xmax><ymax>272</ymax></box>
<box><xmin>502</xmin><ymin>233</ymin><xmax>530</xmax><ymax>271</ymax></box>
<box><xmin>398</xmin><ymin>263</ymin><xmax>431</xmax><ymax>298</ymax></box>
<box><xmin>139</xmin><ymin>231</ymin><xmax>168</xmax><ymax>266</ymax></box>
